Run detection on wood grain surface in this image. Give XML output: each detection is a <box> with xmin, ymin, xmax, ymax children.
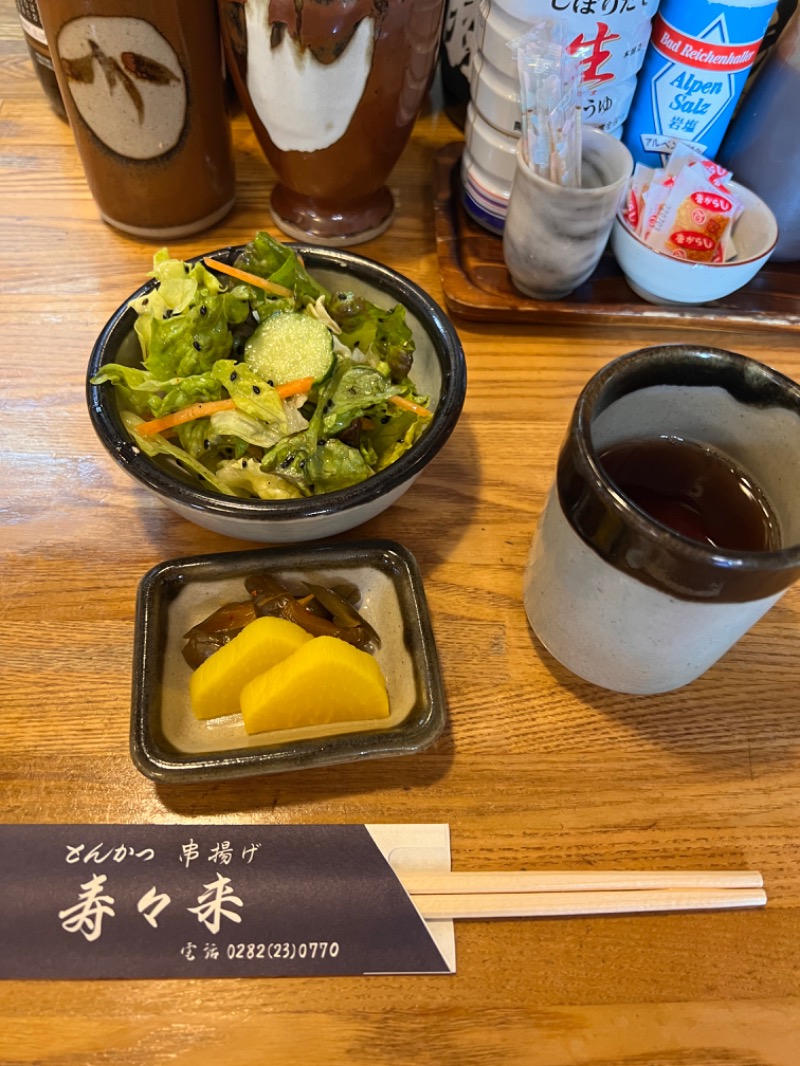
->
<box><xmin>2</xmin><ymin>3</ymin><xmax>800</xmax><ymax>1063</ymax></box>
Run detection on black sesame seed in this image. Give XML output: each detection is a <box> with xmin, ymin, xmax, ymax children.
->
<box><xmin>252</xmin><ymin>385</ymin><xmax>261</xmax><ymax>395</ymax></box>
<box><xmin>142</xmin><ymin>297</ymin><xmax>149</xmax><ymax>306</ymax></box>
<box><xmin>267</xmin><ymin>379</ymin><xmax>274</xmax><ymax>387</ymax></box>
<box><xmin>280</xmin><ymin>455</ymin><xmax>293</xmax><ymax>469</ymax></box>
<box><xmin>242</xmin><ymin>459</ymin><xmax>247</xmax><ymax>468</ymax></box>
<box><xmin>230</xmin><ymin>371</ymin><xmax>238</xmax><ymax>382</ymax></box>
<box><xmin>193</xmin><ymin>340</ymin><xmax>202</xmax><ymax>351</ymax></box>
<box><xmin>199</xmin><ymin>305</ymin><xmax>207</xmax><ymax>316</ymax></box>
<box><xmin>164</xmin><ymin>309</ymin><xmax>173</xmax><ymax>319</ymax></box>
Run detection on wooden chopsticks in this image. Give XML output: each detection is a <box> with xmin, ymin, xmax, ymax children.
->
<box><xmin>395</xmin><ymin>870</ymin><xmax>766</xmax><ymax>920</ymax></box>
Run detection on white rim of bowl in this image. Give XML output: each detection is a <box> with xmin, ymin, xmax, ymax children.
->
<box><xmin>616</xmin><ymin>197</ymin><xmax>779</xmax><ymax>269</ymax></box>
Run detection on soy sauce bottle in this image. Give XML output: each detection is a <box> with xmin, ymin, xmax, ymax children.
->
<box><xmin>15</xmin><ymin>0</ymin><xmax>67</xmax><ymax>120</ymax></box>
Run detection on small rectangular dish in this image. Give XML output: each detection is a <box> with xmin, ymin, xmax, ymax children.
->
<box><xmin>131</xmin><ymin>539</ymin><xmax>446</xmax><ymax>782</ymax></box>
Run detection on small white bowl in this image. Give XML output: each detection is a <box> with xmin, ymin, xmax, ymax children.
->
<box><xmin>464</xmin><ymin>102</ymin><xmax>519</xmax><ymax>185</ymax></box>
<box><xmin>469</xmin><ymin>52</ymin><xmax>521</xmax><ymax>137</ymax></box>
<box><xmin>611</xmin><ymin>180</ymin><xmax>779</xmax><ymax>305</ymax></box>
<box><xmin>461</xmin><ymin>144</ymin><xmax>512</xmax><ymax>234</ymax></box>
<box><xmin>474</xmin><ymin>0</ymin><xmax>527</xmax><ymax>80</ymax></box>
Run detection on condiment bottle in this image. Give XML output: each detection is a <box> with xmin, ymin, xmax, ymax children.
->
<box><xmin>622</xmin><ymin>0</ymin><xmax>779</xmax><ymax>167</ymax></box>
<box><xmin>15</xmin><ymin>0</ymin><xmax>67</xmax><ymax>119</ymax></box>
<box><xmin>718</xmin><ymin>9</ymin><xmax>800</xmax><ymax>260</ymax></box>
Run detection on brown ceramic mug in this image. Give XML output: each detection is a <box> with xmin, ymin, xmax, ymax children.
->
<box><xmin>40</xmin><ymin>0</ymin><xmax>236</xmax><ymax>239</ymax></box>
<box><xmin>218</xmin><ymin>0</ymin><xmax>446</xmax><ymax>246</ymax></box>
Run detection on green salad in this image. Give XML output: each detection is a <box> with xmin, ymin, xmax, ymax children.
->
<box><xmin>92</xmin><ymin>232</ymin><xmax>433</xmax><ymax>500</ymax></box>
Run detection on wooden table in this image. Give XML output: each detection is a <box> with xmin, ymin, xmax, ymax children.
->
<box><xmin>2</xmin><ymin>5</ymin><xmax>800</xmax><ymax>1062</ymax></box>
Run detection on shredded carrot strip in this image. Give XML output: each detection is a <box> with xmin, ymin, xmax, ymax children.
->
<box><xmin>203</xmin><ymin>257</ymin><xmax>293</xmax><ymax>298</ymax></box>
<box><xmin>135</xmin><ymin>399</ymin><xmax>236</xmax><ymax>437</ymax></box>
<box><xmin>136</xmin><ymin>378</ymin><xmax>313</xmax><ymax>438</ymax></box>
<box><xmin>276</xmin><ymin>376</ymin><xmax>315</xmax><ymax>399</ymax></box>
<box><xmin>389</xmin><ymin>395</ymin><xmax>433</xmax><ymax>418</ymax></box>
<box><xmin>135</xmin><ymin>383</ymin><xmax>427</xmax><ymax>441</ymax></box>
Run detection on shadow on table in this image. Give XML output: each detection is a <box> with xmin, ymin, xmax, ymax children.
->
<box><xmin>366</xmin><ymin>410</ymin><xmax>481</xmax><ymax>577</ymax></box>
<box><xmin>154</xmin><ymin>735</ymin><xmax>454</xmax><ymax>817</ymax></box>
<box><xmin>524</xmin><ymin>599</ymin><xmax>800</xmax><ymax>776</ymax></box>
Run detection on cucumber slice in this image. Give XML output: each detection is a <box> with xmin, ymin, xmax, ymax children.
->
<box><xmin>244</xmin><ymin>311</ymin><xmax>334</xmax><ymax>387</ymax></box>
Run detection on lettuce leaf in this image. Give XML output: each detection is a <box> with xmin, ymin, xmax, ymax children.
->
<box><xmin>91</xmin><ymin>365</ymin><xmax>223</xmax><ymax>418</ymax></box>
<box><xmin>211</xmin><ymin>360</ymin><xmax>288</xmax><ymax>430</ymax></box>
<box><xmin>132</xmin><ymin>255</ymin><xmax>249</xmax><ymax>380</ymax></box>
<box><xmin>215</xmin><ymin>458</ymin><xmax>304</xmax><ymax>500</ymax></box>
<box><xmin>209</xmin><ymin>409</ymin><xmax>291</xmax><ymax>450</ymax></box>
<box><xmin>314</xmin><ymin>361</ymin><xmax>401</xmax><ymax>437</ymax></box>
<box><xmin>327</xmin><ymin>294</ymin><xmax>415</xmax><ymax>382</ymax></box>
<box><xmin>260</xmin><ymin>428</ymin><xmax>371</xmax><ymax>494</ymax></box>
<box><xmin>122</xmin><ymin>411</ymin><xmax>243</xmax><ymax>497</ymax></box>
<box><xmin>304</xmin><ymin>438</ymin><xmax>371</xmax><ymax>492</ymax></box>
<box><xmin>360</xmin><ymin>403</ymin><xmax>427</xmax><ymax>470</ymax></box>
<box><xmin>233</xmin><ymin>231</ymin><xmax>327</xmax><ymax>310</ymax></box>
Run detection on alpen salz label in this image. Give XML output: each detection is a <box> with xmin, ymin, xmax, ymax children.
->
<box><xmin>622</xmin><ymin>0</ymin><xmax>779</xmax><ymax>166</ymax></box>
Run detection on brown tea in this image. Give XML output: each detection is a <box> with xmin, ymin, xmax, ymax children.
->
<box><xmin>598</xmin><ymin>436</ymin><xmax>781</xmax><ymax>551</ymax></box>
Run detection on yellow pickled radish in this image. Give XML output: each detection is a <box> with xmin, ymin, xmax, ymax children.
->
<box><xmin>240</xmin><ymin>635</ymin><xmax>390</xmax><ymax>735</ymax></box>
<box><xmin>189</xmin><ymin>616</ymin><xmax>312</xmax><ymax>720</ymax></box>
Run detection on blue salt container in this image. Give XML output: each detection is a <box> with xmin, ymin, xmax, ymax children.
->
<box><xmin>622</xmin><ymin>0</ymin><xmax>779</xmax><ymax>167</ymax></box>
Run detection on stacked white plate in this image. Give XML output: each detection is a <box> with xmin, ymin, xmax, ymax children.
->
<box><xmin>461</xmin><ymin>0</ymin><xmax>659</xmax><ymax>234</ymax></box>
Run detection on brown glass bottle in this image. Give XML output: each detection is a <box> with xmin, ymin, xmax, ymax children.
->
<box><xmin>719</xmin><ymin>10</ymin><xmax>800</xmax><ymax>262</ymax></box>
<box><xmin>16</xmin><ymin>0</ymin><xmax>67</xmax><ymax>120</ymax></box>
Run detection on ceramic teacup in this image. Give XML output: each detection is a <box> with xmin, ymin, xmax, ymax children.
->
<box><xmin>503</xmin><ymin>128</ymin><xmax>633</xmax><ymax>300</ymax></box>
<box><xmin>41</xmin><ymin>0</ymin><xmax>235</xmax><ymax>239</ymax></box>
<box><xmin>524</xmin><ymin>345</ymin><xmax>800</xmax><ymax>694</ymax></box>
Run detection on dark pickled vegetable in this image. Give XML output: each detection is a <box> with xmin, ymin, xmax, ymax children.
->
<box><xmin>182</xmin><ymin>573</ymin><xmax>379</xmax><ymax>669</ymax></box>
<box><xmin>181</xmin><ymin>600</ymin><xmax>257</xmax><ymax>667</ymax></box>
<box><xmin>302</xmin><ymin>582</ymin><xmax>380</xmax><ymax>648</ymax></box>
<box><xmin>247</xmin><ymin>573</ymin><xmax>380</xmax><ymax>651</ymax></box>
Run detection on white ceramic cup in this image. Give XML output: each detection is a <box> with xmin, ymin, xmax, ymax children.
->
<box><xmin>503</xmin><ymin>128</ymin><xmax>632</xmax><ymax>300</ymax></box>
<box><xmin>524</xmin><ymin>345</ymin><xmax>800</xmax><ymax>694</ymax></box>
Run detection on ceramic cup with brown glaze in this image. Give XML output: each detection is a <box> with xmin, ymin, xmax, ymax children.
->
<box><xmin>41</xmin><ymin>0</ymin><xmax>235</xmax><ymax>239</ymax></box>
<box><xmin>218</xmin><ymin>0</ymin><xmax>446</xmax><ymax>246</ymax></box>
<box><xmin>524</xmin><ymin>346</ymin><xmax>800</xmax><ymax>694</ymax></box>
